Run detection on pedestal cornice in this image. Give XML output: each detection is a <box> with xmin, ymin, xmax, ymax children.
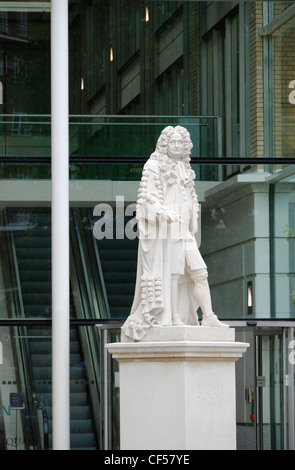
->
<box><xmin>106</xmin><ymin>326</ymin><xmax>249</xmax><ymax>362</ymax></box>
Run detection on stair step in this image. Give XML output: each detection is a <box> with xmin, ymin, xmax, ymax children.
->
<box><xmin>31</xmin><ymin>353</ymin><xmax>83</xmax><ymax>367</ymax></box>
<box><xmin>19</xmin><ymin>271</ymin><xmax>51</xmax><ymax>282</ymax></box>
<box><xmin>13</xmin><ymin>228</ymin><xmax>51</xmax><ymax>238</ymax></box>
<box><xmin>104</xmin><ymin>272</ymin><xmax>136</xmax><ymax>283</ymax></box>
<box><xmin>103</xmin><ymin>283</ymin><xmax>135</xmax><ymax>295</ymax></box>
<box><xmin>70</xmin><ymin>433</ymin><xmax>97</xmax><ymax>448</ymax></box>
<box><xmin>23</xmin><ymin>305</ymin><xmax>52</xmax><ymax>317</ymax></box>
<box><xmin>100</xmin><ymin>249</ymin><xmax>137</xmax><ymax>261</ymax></box>
<box><xmin>107</xmin><ymin>295</ymin><xmax>133</xmax><ymax>307</ymax></box>
<box><xmin>33</xmin><ymin>392</ymin><xmax>90</xmax><ymax>407</ymax></box>
<box><xmin>16</xmin><ymin>248</ymin><xmax>51</xmax><ymax>259</ymax></box>
<box><xmin>21</xmin><ymin>282</ymin><xmax>51</xmax><ymax>293</ymax></box>
<box><xmin>9</xmin><ymin>212</ymin><xmax>50</xmax><ymax>223</ymax></box>
<box><xmin>32</xmin><ymin>366</ymin><xmax>52</xmax><ymax>380</ymax></box>
<box><xmin>34</xmin><ymin>378</ymin><xmax>96</xmax><ymax>391</ymax></box>
<box><xmin>14</xmin><ymin>237</ymin><xmax>51</xmax><ymax>249</ymax></box>
<box><xmin>100</xmin><ymin>260</ymin><xmax>137</xmax><ymax>272</ymax></box>
<box><xmin>44</xmin><ymin>406</ymin><xmax>94</xmax><ymax>421</ymax></box>
<box><xmin>18</xmin><ymin>259</ymin><xmax>51</xmax><ymax>270</ymax></box>
<box><xmin>108</xmin><ymin>307</ymin><xmax>130</xmax><ymax>318</ymax></box>
<box><xmin>28</xmin><ymin>342</ymin><xmax>51</xmax><ymax>354</ymax></box>
<box><xmin>47</xmin><ymin>432</ymin><xmax>98</xmax><ymax>450</ymax></box>
<box><xmin>26</xmin><ymin>329</ymin><xmax>80</xmax><ymax>340</ymax></box>
<box><xmin>29</xmin><ymin>340</ymin><xmax>81</xmax><ymax>355</ymax></box>
<box><xmin>62</xmin><ymin>419</ymin><xmax>96</xmax><ymax>434</ymax></box>
<box><xmin>96</xmin><ymin>238</ymin><xmax>138</xmax><ymax>250</ymax></box>
<box><xmin>23</xmin><ymin>293</ymin><xmax>51</xmax><ymax>305</ymax></box>
<box><xmin>33</xmin><ymin>365</ymin><xmax>87</xmax><ymax>380</ymax></box>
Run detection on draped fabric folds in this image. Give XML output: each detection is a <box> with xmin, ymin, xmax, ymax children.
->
<box><xmin>122</xmin><ymin>149</ymin><xmax>206</xmax><ymax>341</ymax></box>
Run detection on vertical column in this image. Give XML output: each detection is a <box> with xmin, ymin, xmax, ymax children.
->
<box><xmin>288</xmin><ymin>327</ymin><xmax>295</xmax><ymax>450</ymax></box>
<box><xmin>51</xmin><ymin>0</ymin><xmax>70</xmax><ymax>450</ymax></box>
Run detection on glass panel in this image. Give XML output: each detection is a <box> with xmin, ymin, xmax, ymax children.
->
<box><xmin>1</xmin><ymin>164</ymin><xmax>295</xmax><ymax>322</ymax></box>
<box><xmin>0</xmin><ymin>6</ymin><xmax>50</xmax><ymax>116</ymax></box>
<box><xmin>0</xmin><ymin>324</ymin><xmax>49</xmax><ymax>450</ymax></box>
<box><xmin>0</xmin><ymin>324</ymin><xmax>104</xmax><ymax>450</ymax></box>
<box><xmin>0</xmin><ymin>207</ymin><xmax>113</xmax><ymax>320</ymax></box>
<box><xmin>0</xmin><ymin>208</ymin><xmax>52</xmax><ymax>320</ymax></box>
<box><xmin>0</xmin><ymin>115</ymin><xmax>221</xmax><ymax>180</ymax></box>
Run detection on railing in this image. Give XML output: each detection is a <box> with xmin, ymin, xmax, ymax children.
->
<box><xmin>0</xmin><ymin>113</ymin><xmax>224</xmax><ymax>181</ymax></box>
<box><xmin>0</xmin><ymin>113</ymin><xmax>295</xmax><ymax>169</ymax></box>
<box><xmin>0</xmin><ymin>113</ymin><xmax>221</xmax><ymax>160</ymax></box>
<box><xmin>96</xmin><ymin>321</ymin><xmax>123</xmax><ymax>450</ymax></box>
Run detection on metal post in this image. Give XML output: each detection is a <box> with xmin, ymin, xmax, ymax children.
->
<box><xmin>51</xmin><ymin>0</ymin><xmax>70</xmax><ymax>450</ymax></box>
<box><xmin>103</xmin><ymin>329</ymin><xmax>109</xmax><ymax>450</ymax></box>
<box><xmin>283</xmin><ymin>328</ymin><xmax>287</xmax><ymax>450</ymax></box>
<box><xmin>288</xmin><ymin>327</ymin><xmax>295</xmax><ymax>450</ymax></box>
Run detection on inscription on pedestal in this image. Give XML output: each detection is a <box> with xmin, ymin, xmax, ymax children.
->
<box><xmin>194</xmin><ymin>382</ymin><xmax>225</xmax><ymax>410</ymax></box>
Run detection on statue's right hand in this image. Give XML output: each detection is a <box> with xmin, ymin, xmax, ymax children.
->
<box><xmin>166</xmin><ymin>211</ymin><xmax>182</xmax><ymax>223</ymax></box>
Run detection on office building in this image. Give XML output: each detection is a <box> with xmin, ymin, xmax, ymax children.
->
<box><xmin>0</xmin><ymin>0</ymin><xmax>294</xmax><ymax>450</ymax></box>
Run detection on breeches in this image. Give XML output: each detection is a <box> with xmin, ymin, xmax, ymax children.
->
<box><xmin>171</xmin><ymin>266</ymin><xmax>208</xmax><ymax>284</ymax></box>
<box><xmin>171</xmin><ymin>266</ymin><xmax>213</xmax><ymax>316</ymax></box>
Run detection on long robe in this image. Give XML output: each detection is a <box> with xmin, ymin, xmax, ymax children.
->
<box><xmin>121</xmin><ymin>156</ymin><xmax>206</xmax><ymax>341</ymax></box>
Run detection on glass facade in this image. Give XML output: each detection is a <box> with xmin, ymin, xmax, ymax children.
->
<box><xmin>0</xmin><ymin>0</ymin><xmax>294</xmax><ymax>450</ymax></box>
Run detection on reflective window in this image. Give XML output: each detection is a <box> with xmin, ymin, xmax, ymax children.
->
<box><xmin>0</xmin><ymin>0</ymin><xmax>294</xmax><ymax>451</ymax></box>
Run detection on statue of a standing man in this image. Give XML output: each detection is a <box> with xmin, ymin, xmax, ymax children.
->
<box><xmin>122</xmin><ymin>126</ymin><xmax>228</xmax><ymax>341</ymax></box>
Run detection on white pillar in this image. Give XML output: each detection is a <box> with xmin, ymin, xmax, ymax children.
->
<box><xmin>288</xmin><ymin>327</ymin><xmax>294</xmax><ymax>450</ymax></box>
<box><xmin>51</xmin><ymin>0</ymin><xmax>70</xmax><ymax>450</ymax></box>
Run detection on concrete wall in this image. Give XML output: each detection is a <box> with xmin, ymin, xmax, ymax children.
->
<box><xmin>201</xmin><ymin>177</ymin><xmax>271</xmax><ymax>319</ymax></box>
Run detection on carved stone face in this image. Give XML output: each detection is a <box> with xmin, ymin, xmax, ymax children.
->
<box><xmin>167</xmin><ymin>132</ymin><xmax>184</xmax><ymax>160</ymax></box>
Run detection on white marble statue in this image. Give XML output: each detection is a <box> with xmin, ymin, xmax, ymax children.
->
<box><xmin>122</xmin><ymin>125</ymin><xmax>228</xmax><ymax>341</ymax></box>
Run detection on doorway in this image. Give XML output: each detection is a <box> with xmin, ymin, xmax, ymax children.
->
<box><xmin>234</xmin><ymin>321</ymin><xmax>295</xmax><ymax>450</ymax></box>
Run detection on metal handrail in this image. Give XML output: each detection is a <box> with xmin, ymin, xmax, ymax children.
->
<box><xmin>0</xmin><ymin>114</ymin><xmax>222</xmax><ymax>162</ymax></box>
<box><xmin>37</xmin><ymin>405</ymin><xmax>49</xmax><ymax>451</ymax></box>
<box><xmin>87</xmin><ymin>208</ymin><xmax>111</xmax><ymax>319</ymax></box>
<box><xmin>70</xmin><ymin>207</ymin><xmax>113</xmax><ymax>448</ymax></box>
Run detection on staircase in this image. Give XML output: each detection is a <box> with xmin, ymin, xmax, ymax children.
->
<box><xmin>7</xmin><ymin>209</ymin><xmax>99</xmax><ymax>450</ymax></box>
<box><xmin>12</xmin><ymin>211</ymin><xmax>52</xmax><ymax>318</ymax></box>
<box><xmin>95</xmin><ymin>237</ymin><xmax>138</xmax><ymax>319</ymax></box>
<box><xmin>27</xmin><ymin>326</ymin><xmax>98</xmax><ymax>450</ymax></box>
<box><xmin>7</xmin><ymin>208</ymin><xmax>139</xmax><ymax>448</ymax></box>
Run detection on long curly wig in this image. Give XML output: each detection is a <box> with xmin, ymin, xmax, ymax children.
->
<box><xmin>151</xmin><ymin>125</ymin><xmax>195</xmax><ymax>183</ymax></box>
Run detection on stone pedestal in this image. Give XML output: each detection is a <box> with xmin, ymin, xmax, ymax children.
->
<box><xmin>106</xmin><ymin>326</ymin><xmax>249</xmax><ymax>450</ymax></box>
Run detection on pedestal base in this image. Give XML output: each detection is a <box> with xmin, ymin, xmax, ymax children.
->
<box><xmin>106</xmin><ymin>326</ymin><xmax>249</xmax><ymax>450</ymax></box>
